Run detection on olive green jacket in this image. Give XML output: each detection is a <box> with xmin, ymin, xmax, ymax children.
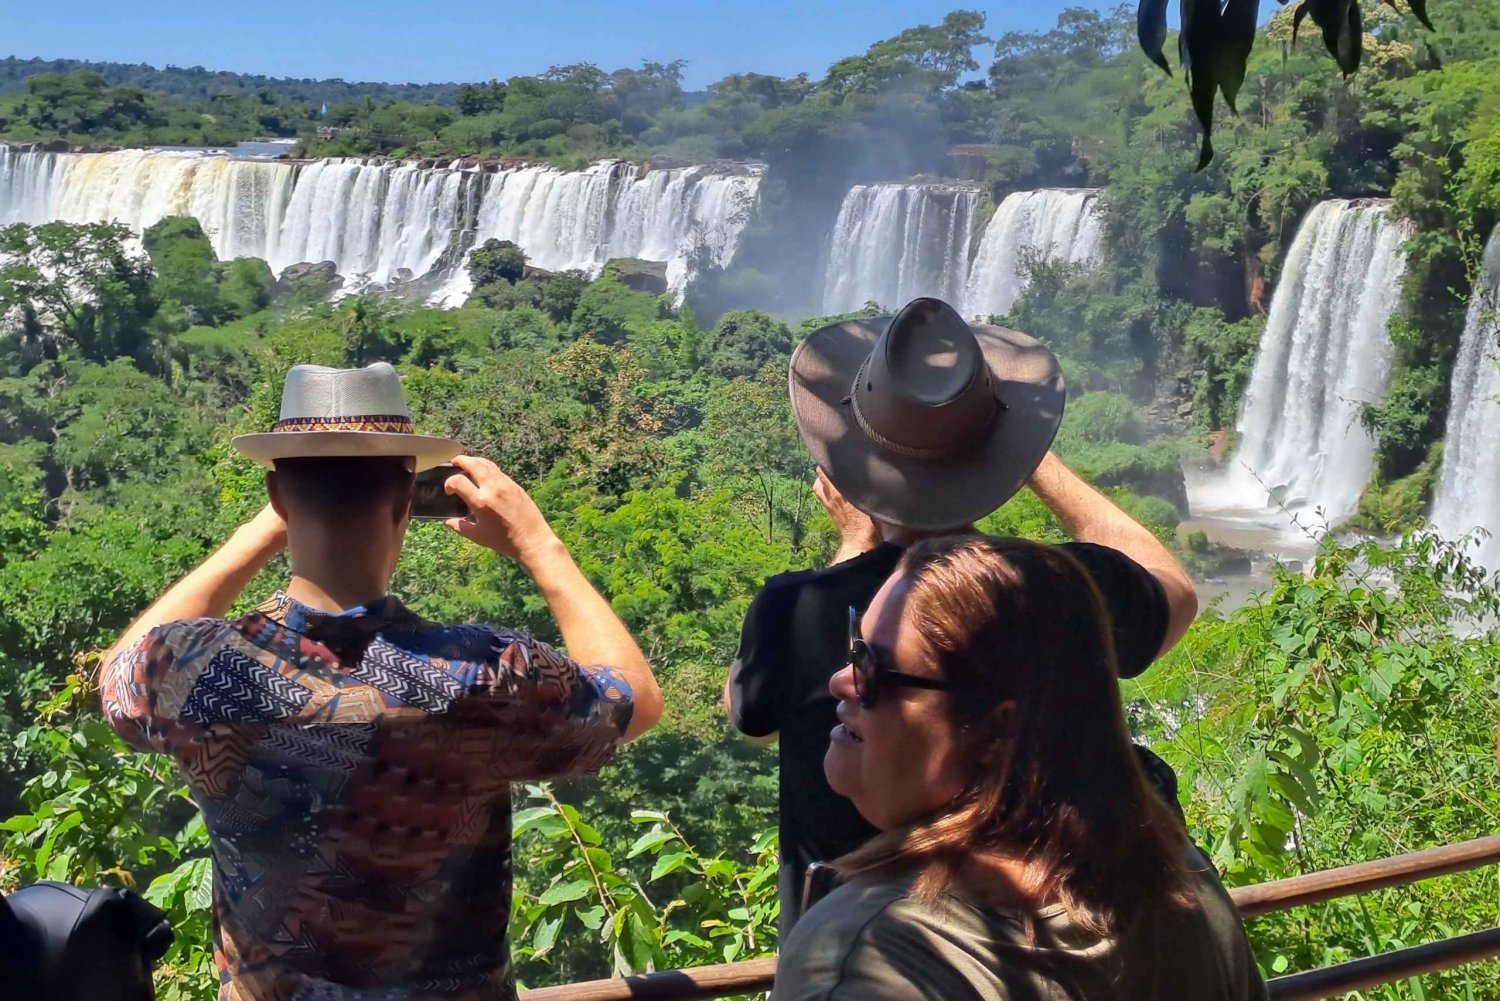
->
<box><xmin>773</xmin><ymin>852</ymin><xmax>1267</xmax><ymax>1001</ymax></box>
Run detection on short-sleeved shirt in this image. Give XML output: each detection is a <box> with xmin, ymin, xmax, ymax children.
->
<box><xmin>773</xmin><ymin>848</ymin><xmax>1268</xmax><ymax>1001</ymax></box>
<box><xmin>101</xmin><ymin>592</ymin><xmax>634</xmax><ymax>1001</ymax></box>
<box><xmin>728</xmin><ymin>542</ymin><xmax>1168</xmax><ymax>936</ymax></box>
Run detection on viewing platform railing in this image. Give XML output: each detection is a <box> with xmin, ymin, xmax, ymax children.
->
<box><xmin>520</xmin><ymin>834</ymin><xmax>1500</xmax><ymax>1001</ymax></box>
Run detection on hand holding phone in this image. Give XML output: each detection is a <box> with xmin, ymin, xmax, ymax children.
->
<box><xmin>439</xmin><ymin>455</ymin><xmax>560</xmax><ymax>564</ymax></box>
<box><xmin>411</xmin><ymin>465</ymin><xmax>471</xmax><ymax>520</ymax></box>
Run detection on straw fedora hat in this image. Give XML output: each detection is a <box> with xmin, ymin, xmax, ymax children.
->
<box><xmin>789</xmin><ymin>297</ymin><xmax>1065</xmax><ymax>530</ymax></box>
<box><xmin>231</xmin><ymin>362</ymin><xmax>460</xmax><ymax>471</ymax></box>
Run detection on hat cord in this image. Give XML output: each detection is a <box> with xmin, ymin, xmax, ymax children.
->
<box><xmin>844</xmin><ymin>360</ymin><xmax>1002</xmax><ymax>460</ymax></box>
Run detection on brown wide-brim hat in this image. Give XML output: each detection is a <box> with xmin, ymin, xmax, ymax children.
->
<box><xmin>790</xmin><ymin>298</ymin><xmax>1065</xmax><ymax>531</ymax></box>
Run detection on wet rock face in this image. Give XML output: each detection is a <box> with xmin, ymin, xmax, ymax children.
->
<box><xmin>605</xmin><ymin>258</ymin><xmax>669</xmax><ymax>296</ymax></box>
<box><xmin>274</xmin><ymin>260</ymin><xmax>344</xmax><ymax>300</ymax></box>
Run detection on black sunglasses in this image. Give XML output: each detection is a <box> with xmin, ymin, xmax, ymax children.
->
<box><xmin>847</xmin><ymin>606</ymin><xmax>957</xmax><ymax>708</ymax></box>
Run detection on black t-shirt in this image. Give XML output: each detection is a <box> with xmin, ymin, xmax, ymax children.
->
<box><xmin>728</xmin><ymin>541</ymin><xmax>1169</xmax><ymax>936</ymax></box>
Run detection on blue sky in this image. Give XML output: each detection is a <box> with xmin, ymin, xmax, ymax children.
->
<box><xmin>5</xmin><ymin>1</ymin><xmax>1126</xmax><ymax>90</ymax></box>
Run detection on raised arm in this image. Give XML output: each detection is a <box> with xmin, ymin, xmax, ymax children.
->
<box><xmin>104</xmin><ymin>506</ymin><xmax>287</xmax><ymax>664</ymax></box>
<box><xmin>1027</xmin><ymin>451</ymin><xmax>1198</xmax><ymax>655</ymax></box>
<box><xmin>444</xmin><ymin>455</ymin><xmax>663</xmax><ymax>742</ymax></box>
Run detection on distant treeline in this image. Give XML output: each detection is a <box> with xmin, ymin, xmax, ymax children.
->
<box><xmin>0</xmin><ymin>56</ymin><xmax>461</xmax><ymax>108</ymax></box>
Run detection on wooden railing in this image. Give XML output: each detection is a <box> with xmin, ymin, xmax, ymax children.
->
<box><xmin>520</xmin><ymin>834</ymin><xmax>1500</xmax><ymax>1001</ymax></box>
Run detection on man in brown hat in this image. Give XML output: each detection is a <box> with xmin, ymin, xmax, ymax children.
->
<box><xmin>724</xmin><ymin>298</ymin><xmax>1198</xmax><ymax>934</ymax></box>
<box><xmin>101</xmin><ymin>362</ymin><xmax>663</xmax><ymax>1001</ymax></box>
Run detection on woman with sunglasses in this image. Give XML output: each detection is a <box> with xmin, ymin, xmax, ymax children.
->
<box><xmin>774</xmin><ymin>536</ymin><xmax>1266</xmax><ymax>1001</ymax></box>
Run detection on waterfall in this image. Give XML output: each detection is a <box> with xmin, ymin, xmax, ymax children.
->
<box><xmin>962</xmin><ymin>188</ymin><xmax>1104</xmax><ymax>319</ymax></box>
<box><xmin>819</xmin><ymin>182</ymin><xmax>978</xmax><ymax>315</ymax></box>
<box><xmin>0</xmin><ymin>146</ymin><xmax>762</xmax><ymax>301</ymax></box>
<box><xmin>268</xmin><ymin>159</ymin><xmax>467</xmax><ymax>283</ymax></box>
<box><xmin>1</xmin><ymin>146</ymin><xmax>298</xmax><ymax>263</ymax></box>
<box><xmin>425</xmin><ymin>161</ymin><xmax>763</xmax><ymax>305</ymax></box>
<box><xmin>1430</xmin><ymin>232</ymin><xmax>1500</xmax><ymax>571</ymax></box>
<box><xmin>1197</xmin><ymin>200</ymin><xmax>1409</xmax><ymax>530</ymax></box>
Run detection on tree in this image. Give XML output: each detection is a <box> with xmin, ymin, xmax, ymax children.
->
<box><xmin>540</xmin><ymin>271</ymin><xmax>590</xmax><ymax>324</ymax></box>
<box><xmin>0</xmin><ymin>222</ymin><xmax>159</xmax><ymax>373</ymax></box>
<box><xmin>143</xmin><ymin>216</ymin><xmax>223</xmax><ymax>326</ymax></box>
<box><xmin>704</xmin><ymin>310</ymin><xmax>793</xmax><ymax>380</ymax></box>
<box><xmin>468</xmin><ymin>238</ymin><xmax>529</xmax><ymax>287</ymax></box>
<box><xmin>216</xmin><ymin>258</ymin><xmax>275</xmax><ymax>320</ymax></box>
<box><xmin>701</xmin><ymin>367</ymin><xmax>813</xmax><ymax>545</ymax></box>
<box><xmin>824</xmin><ymin>11</ymin><xmax>991</xmax><ymax>100</ymax></box>
<box><xmin>571</xmin><ymin>278</ymin><xmax>663</xmax><ymax>346</ymax></box>
<box><xmin>456</xmin><ymin>80</ymin><xmax>507</xmax><ymax>116</ymax></box>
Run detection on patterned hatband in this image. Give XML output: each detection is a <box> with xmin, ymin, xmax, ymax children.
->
<box><xmin>270</xmin><ymin>415</ymin><xmax>415</xmax><ymax>434</ymax></box>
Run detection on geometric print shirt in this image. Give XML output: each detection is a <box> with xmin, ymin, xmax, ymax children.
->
<box><xmin>101</xmin><ymin>592</ymin><xmax>634</xmax><ymax>1001</ymax></box>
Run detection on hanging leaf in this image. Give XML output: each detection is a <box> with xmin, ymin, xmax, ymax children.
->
<box><xmin>1293</xmin><ymin>0</ymin><xmax>1363</xmax><ymax>75</ymax></box>
<box><xmin>1386</xmin><ymin>0</ymin><xmax>1434</xmax><ymax>30</ymax></box>
<box><xmin>1332</xmin><ymin>0</ymin><xmax>1365</xmax><ymax>75</ymax></box>
<box><xmin>1139</xmin><ymin>0</ymin><xmax>1173</xmax><ymax>74</ymax></box>
<box><xmin>1219</xmin><ymin>0</ymin><xmax>1262</xmax><ymax>113</ymax></box>
<box><xmin>1180</xmin><ymin>0</ymin><xmax>1224</xmax><ymax>170</ymax></box>
<box><xmin>1140</xmin><ymin>0</ymin><xmax>1438</xmax><ymax>166</ymax></box>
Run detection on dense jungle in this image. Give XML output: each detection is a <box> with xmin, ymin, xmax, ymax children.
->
<box><xmin>2</xmin><ymin>3</ymin><xmax>1500</xmax><ymax>998</ymax></box>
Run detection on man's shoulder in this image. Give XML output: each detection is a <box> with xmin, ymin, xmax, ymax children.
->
<box><xmin>141</xmin><ymin>615</ymin><xmax>254</xmax><ymax>656</ymax></box>
<box><xmin>756</xmin><ymin>544</ymin><xmax>904</xmax><ymax>603</ymax></box>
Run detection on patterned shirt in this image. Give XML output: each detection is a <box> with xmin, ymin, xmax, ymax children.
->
<box><xmin>101</xmin><ymin>592</ymin><xmax>634</xmax><ymax>1001</ymax></box>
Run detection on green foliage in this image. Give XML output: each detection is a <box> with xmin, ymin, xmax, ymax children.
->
<box><xmin>142</xmin><ymin>217</ymin><xmax>222</xmax><ymax>327</ymax></box>
<box><xmin>1355</xmin><ymin>441</ymin><xmax>1443</xmax><ymax>533</ymax></box>
<box><xmin>468</xmin><ymin>238</ymin><xmax>529</xmax><ymax>288</ymax></box>
<box><xmin>704</xmin><ymin>310</ymin><xmax>793</xmax><ymax>380</ymax></box>
<box><xmin>1181</xmin><ymin>310</ymin><xmax>1262</xmax><ymax>430</ymax></box>
<box><xmin>1361</xmin><ymin>362</ymin><xmax>1447</xmax><ymax>481</ymax></box>
<box><xmin>216</xmin><ymin>258</ymin><xmax>274</xmax><ymax>321</ymax></box>
<box><xmin>1136</xmin><ymin>0</ymin><xmax>1439</xmax><ymax>167</ymax></box>
<box><xmin>1132</xmin><ymin>532</ymin><xmax>1500</xmax><ymax>983</ymax></box>
<box><xmin>0</xmin><ymin>222</ymin><xmax>160</xmax><ymax>372</ymax></box>
<box><xmin>571</xmin><ymin>277</ymin><xmax>665</xmax><ymax>346</ymax></box>
<box><xmin>540</xmin><ymin>271</ymin><xmax>591</xmax><ymax>324</ymax></box>
<box><xmin>509</xmin><ymin>784</ymin><xmax>777</xmax><ymax>983</ymax></box>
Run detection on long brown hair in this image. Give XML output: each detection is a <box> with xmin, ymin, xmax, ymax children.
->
<box><xmin>836</xmin><ymin>536</ymin><xmax>1189</xmax><ymax>933</ymax></box>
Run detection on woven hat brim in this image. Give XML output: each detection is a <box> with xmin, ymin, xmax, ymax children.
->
<box><xmin>789</xmin><ymin>317</ymin><xmax>1066</xmax><ymax>531</ymax></box>
<box><xmin>230</xmin><ymin>431</ymin><xmax>461</xmax><ymax>472</ymax></box>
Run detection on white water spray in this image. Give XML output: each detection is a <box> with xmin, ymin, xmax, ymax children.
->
<box><xmin>1430</xmin><ymin>232</ymin><xmax>1500</xmax><ymax>571</ymax></box>
<box><xmin>1191</xmin><ymin>200</ymin><xmax>1410</xmax><ymax>532</ymax></box>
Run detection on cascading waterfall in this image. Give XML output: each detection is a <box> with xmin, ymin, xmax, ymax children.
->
<box><xmin>268</xmin><ymin>159</ymin><xmax>467</xmax><ymax>282</ymax></box>
<box><xmin>820</xmin><ymin>182</ymin><xmax>978</xmax><ymax>315</ymax></box>
<box><xmin>432</xmin><ymin>161</ymin><xmax>762</xmax><ymax>305</ymax></box>
<box><xmin>1430</xmin><ymin>232</ymin><xmax>1500</xmax><ymax>571</ymax></box>
<box><xmin>962</xmin><ymin>188</ymin><xmax>1103</xmax><ymax>319</ymax></box>
<box><xmin>0</xmin><ymin>146</ymin><xmax>298</xmax><ymax>262</ymax></box>
<box><xmin>1194</xmin><ymin>200</ymin><xmax>1410</xmax><ymax>530</ymax></box>
<box><xmin>0</xmin><ymin>145</ymin><xmax>762</xmax><ymax>299</ymax></box>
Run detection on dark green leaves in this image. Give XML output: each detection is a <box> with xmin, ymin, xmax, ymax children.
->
<box><xmin>1389</xmin><ymin>0</ymin><xmax>1433</xmax><ymax>30</ymax></box>
<box><xmin>1292</xmin><ymin>0</ymin><xmax>1364</xmax><ymax>75</ymax></box>
<box><xmin>1171</xmin><ymin>0</ymin><xmax>1263</xmax><ymax>170</ymax></box>
<box><xmin>1138</xmin><ymin>0</ymin><xmax>1173</xmax><ymax>74</ymax></box>
<box><xmin>1138</xmin><ymin>0</ymin><xmax>1439</xmax><ymax>167</ymax></box>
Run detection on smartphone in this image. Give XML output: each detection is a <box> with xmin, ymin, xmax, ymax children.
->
<box><xmin>411</xmin><ymin>464</ymin><xmax>470</xmax><ymax>520</ymax></box>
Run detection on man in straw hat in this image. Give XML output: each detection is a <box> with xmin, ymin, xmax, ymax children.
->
<box><xmin>724</xmin><ymin>298</ymin><xmax>1198</xmax><ymax>934</ymax></box>
<box><xmin>101</xmin><ymin>362</ymin><xmax>663</xmax><ymax>1000</ymax></box>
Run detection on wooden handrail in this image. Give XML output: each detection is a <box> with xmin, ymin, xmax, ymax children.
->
<box><xmin>519</xmin><ymin>834</ymin><xmax>1500</xmax><ymax>1001</ymax></box>
<box><xmin>1267</xmin><ymin>927</ymin><xmax>1500</xmax><ymax>1001</ymax></box>
<box><xmin>522</xmin><ymin>959</ymin><xmax>776</xmax><ymax>1001</ymax></box>
<box><xmin>1227</xmin><ymin>833</ymin><xmax>1500</xmax><ymax>917</ymax></box>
